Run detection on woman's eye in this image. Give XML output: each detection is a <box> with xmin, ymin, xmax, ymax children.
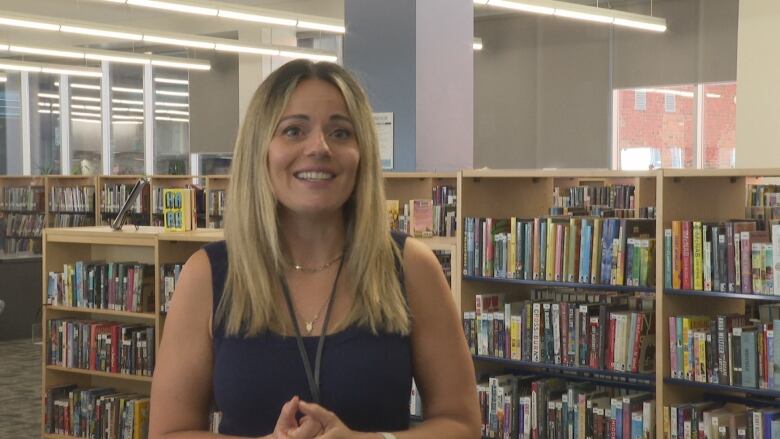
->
<box><xmin>331</xmin><ymin>128</ymin><xmax>352</xmax><ymax>140</ymax></box>
<box><xmin>282</xmin><ymin>126</ymin><xmax>303</xmax><ymax>138</ymax></box>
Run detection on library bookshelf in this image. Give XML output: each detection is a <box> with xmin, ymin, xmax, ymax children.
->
<box><xmin>384</xmin><ymin>172</ymin><xmax>460</xmax><ymax>303</ymax></box>
<box><xmin>655</xmin><ymin>168</ymin><xmax>780</xmax><ymax>437</ymax></box>
<box><xmin>41</xmin><ymin>226</ymin><xmax>222</xmax><ymax>437</ymax></box>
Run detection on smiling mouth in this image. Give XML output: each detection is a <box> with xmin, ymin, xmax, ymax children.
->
<box><xmin>294</xmin><ymin>171</ymin><xmax>335</xmax><ymax>181</ymax></box>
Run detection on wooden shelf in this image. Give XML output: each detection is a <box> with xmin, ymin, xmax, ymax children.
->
<box><xmin>464</xmin><ymin>275</ymin><xmax>655</xmax><ymax>293</ymax></box>
<box><xmin>664</xmin><ymin>377</ymin><xmax>780</xmax><ymax>399</ymax></box>
<box><xmin>474</xmin><ymin>355</ymin><xmax>655</xmax><ymax>389</ymax></box>
<box><xmin>46</xmin><ymin>365</ymin><xmax>153</xmax><ymax>383</ymax></box>
<box><xmin>664</xmin><ymin>288</ymin><xmax>780</xmax><ymax>301</ymax></box>
<box><xmin>46</xmin><ymin>305</ymin><xmax>156</xmax><ymax>320</ymax></box>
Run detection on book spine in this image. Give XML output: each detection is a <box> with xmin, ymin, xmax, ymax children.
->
<box><xmin>672</xmin><ymin>221</ymin><xmax>682</xmax><ymax>289</ymax></box>
<box><xmin>682</xmin><ymin>221</ymin><xmax>692</xmax><ymax>290</ymax></box>
<box><xmin>726</xmin><ymin>223</ymin><xmax>736</xmax><ymax>291</ymax></box>
<box><xmin>741</xmin><ymin>231</ymin><xmax>753</xmax><ymax>293</ymax></box>
<box><xmin>693</xmin><ymin>221</ymin><xmax>703</xmax><ymax>290</ymax></box>
<box><xmin>665</xmin><ymin>228</ymin><xmax>673</xmax><ymax>289</ymax></box>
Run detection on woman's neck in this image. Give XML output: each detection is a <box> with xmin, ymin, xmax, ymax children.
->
<box><xmin>278</xmin><ymin>209</ymin><xmax>347</xmax><ymax>269</ymax></box>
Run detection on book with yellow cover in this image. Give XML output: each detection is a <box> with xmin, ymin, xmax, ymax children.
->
<box><xmin>162</xmin><ymin>188</ymin><xmax>196</xmax><ymax>232</ymax></box>
<box><xmin>386</xmin><ymin>200</ymin><xmax>400</xmax><ymax>231</ymax></box>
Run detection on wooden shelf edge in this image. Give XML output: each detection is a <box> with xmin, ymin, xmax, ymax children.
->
<box><xmin>464</xmin><ymin>275</ymin><xmax>655</xmax><ymax>293</ymax></box>
<box><xmin>46</xmin><ymin>365</ymin><xmax>153</xmax><ymax>383</ymax></box>
<box><xmin>664</xmin><ymin>288</ymin><xmax>780</xmax><ymax>301</ymax></box>
<box><xmin>664</xmin><ymin>377</ymin><xmax>780</xmax><ymax>399</ymax></box>
<box><xmin>473</xmin><ymin>355</ymin><xmax>655</xmax><ymax>382</ymax></box>
<box><xmin>46</xmin><ymin>305</ymin><xmax>156</xmax><ymax>320</ymax></box>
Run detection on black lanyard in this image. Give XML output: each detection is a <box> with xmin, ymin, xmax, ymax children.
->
<box><xmin>279</xmin><ymin>258</ymin><xmax>344</xmax><ymax>404</ymax></box>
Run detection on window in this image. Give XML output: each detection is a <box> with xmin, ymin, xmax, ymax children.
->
<box><xmin>613</xmin><ymin>82</ymin><xmax>736</xmax><ymax>170</ymax></box>
<box><xmin>664</xmin><ymin>93</ymin><xmax>675</xmax><ymax>113</ymax></box>
<box><xmin>634</xmin><ymin>90</ymin><xmax>646</xmax><ymax>111</ymax></box>
<box><xmin>614</xmin><ymin>85</ymin><xmax>696</xmax><ymax>170</ymax></box>
<box><xmin>701</xmin><ymin>82</ymin><xmax>737</xmax><ymax>168</ymax></box>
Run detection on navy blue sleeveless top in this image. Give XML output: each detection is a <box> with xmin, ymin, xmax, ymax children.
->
<box><xmin>203</xmin><ymin>232</ymin><xmax>412</xmax><ymax>437</ymax></box>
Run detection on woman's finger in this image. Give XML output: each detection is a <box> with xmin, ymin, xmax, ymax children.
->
<box><xmin>288</xmin><ymin>415</ymin><xmax>324</xmax><ymax>438</ymax></box>
<box><xmin>297</xmin><ymin>401</ymin><xmax>337</xmax><ymax>428</ymax></box>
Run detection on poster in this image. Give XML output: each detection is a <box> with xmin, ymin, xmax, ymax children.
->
<box><xmin>374</xmin><ymin>112</ymin><xmax>393</xmax><ymax>169</ymax></box>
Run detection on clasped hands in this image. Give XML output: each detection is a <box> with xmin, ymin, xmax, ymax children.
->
<box><xmin>265</xmin><ymin>396</ymin><xmax>369</xmax><ymax>439</ymax></box>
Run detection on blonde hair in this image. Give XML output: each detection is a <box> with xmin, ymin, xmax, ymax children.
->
<box><xmin>217</xmin><ymin>60</ymin><xmax>410</xmax><ymax>337</ymax></box>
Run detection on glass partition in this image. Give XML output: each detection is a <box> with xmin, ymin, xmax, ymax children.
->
<box><xmin>153</xmin><ymin>68</ymin><xmax>189</xmax><ymax>174</ymax></box>
<box><xmin>0</xmin><ymin>72</ymin><xmax>22</xmax><ymax>174</ymax></box>
<box><xmin>69</xmin><ymin>77</ymin><xmax>102</xmax><ymax>175</ymax></box>
<box><xmin>109</xmin><ymin>64</ymin><xmax>145</xmax><ymax>175</ymax></box>
<box><xmin>30</xmin><ymin>73</ymin><xmax>61</xmax><ymax>175</ymax></box>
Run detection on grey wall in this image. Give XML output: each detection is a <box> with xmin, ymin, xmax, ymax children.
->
<box><xmin>474</xmin><ymin>0</ymin><xmax>739</xmax><ymax>169</ymax></box>
<box><xmin>190</xmin><ymin>51</ymin><xmax>240</xmax><ymax>154</ymax></box>
<box><xmin>344</xmin><ymin>0</ymin><xmax>417</xmax><ymax>171</ymax></box>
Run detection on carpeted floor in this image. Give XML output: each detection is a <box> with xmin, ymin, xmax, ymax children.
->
<box><xmin>0</xmin><ymin>339</ymin><xmax>41</xmax><ymax>438</ymax></box>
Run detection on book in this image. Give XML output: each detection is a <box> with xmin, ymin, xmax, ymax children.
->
<box><xmin>162</xmin><ymin>188</ymin><xmax>196</xmax><ymax>232</ymax></box>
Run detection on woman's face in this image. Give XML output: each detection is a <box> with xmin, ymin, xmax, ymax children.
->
<box><xmin>268</xmin><ymin>79</ymin><xmax>360</xmax><ymax>217</ymax></box>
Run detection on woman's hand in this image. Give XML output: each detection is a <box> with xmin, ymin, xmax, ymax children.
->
<box><xmin>264</xmin><ymin>396</ymin><xmax>323</xmax><ymax>439</ymax></box>
<box><xmin>297</xmin><ymin>401</ymin><xmax>372</xmax><ymax>439</ymax></box>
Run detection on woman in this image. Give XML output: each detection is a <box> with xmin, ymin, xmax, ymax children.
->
<box><xmin>149</xmin><ymin>59</ymin><xmax>480</xmax><ymax>439</ymax></box>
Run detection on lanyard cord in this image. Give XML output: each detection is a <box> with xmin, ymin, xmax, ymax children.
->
<box><xmin>279</xmin><ymin>256</ymin><xmax>344</xmax><ymax>404</ymax></box>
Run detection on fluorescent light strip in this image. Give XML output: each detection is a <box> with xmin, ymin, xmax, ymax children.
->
<box><xmin>113</xmin><ymin>114</ymin><xmax>144</xmax><ymax>120</ymax></box>
<box><xmin>155</xmin><ymin>90</ymin><xmax>188</xmax><ymax>97</ymax></box>
<box><xmin>143</xmin><ymin>35</ymin><xmax>215</xmax><ymax>50</ymax></box>
<box><xmin>155</xmin><ymin>109</ymin><xmax>189</xmax><ymax>116</ymax></box>
<box><xmin>60</xmin><ymin>25</ymin><xmax>142</xmax><ymax>41</ymax></box>
<box><xmin>42</xmin><ymin>67</ymin><xmax>102</xmax><ymax>78</ymax></box>
<box><xmin>39</xmin><ymin>109</ymin><xmax>51</xmax><ymax>114</ymax></box>
<box><xmin>114</xmin><ymin>107</ymin><xmax>145</xmax><ymax>113</ymax></box>
<box><xmin>279</xmin><ymin>51</ymin><xmax>338</xmax><ymax>62</ymax></box>
<box><xmin>0</xmin><ymin>62</ymin><xmax>43</xmax><ymax>73</ymax></box>
<box><xmin>0</xmin><ymin>76</ymin><xmax>7</xmax><ymax>83</ymax></box>
<box><xmin>71</xmin><ymin>111</ymin><xmax>102</xmax><ymax>118</ymax></box>
<box><xmin>9</xmin><ymin>45</ymin><xmax>84</xmax><ymax>59</ymax></box>
<box><xmin>296</xmin><ymin>21</ymin><xmax>345</xmax><ymax>34</ymax></box>
<box><xmin>38</xmin><ymin>101</ymin><xmax>50</xmax><ymax>107</ymax></box>
<box><xmin>38</xmin><ymin>92</ymin><xmax>59</xmax><ymax>99</ymax></box>
<box><xmin>214</xmin><ymin>43</ymin><xmax>279</xmax><ymax>56</ymax></box>
<box><xmin>103</xmin><ymin>0</ymin><xmax>342</xmax><ymax>34</ymax></box>
<box><xmin>72</xmin><ymin>96</ymin><xmax>102</xmax><ymax>102</ymax></box>
<box><xmin>112</xmin><ymin>120</ymin><xmax>142</xmax><ymax>125</ymax></box>
<box><xmin>0</xmin><ymin>16</ymin><xmax>60</xmax><ymax>31</ymax></box>
<box><xmin>85</xmin><ymin>53</ymin><xmax>150</xmax><ymax>65</ymax></box>
<box><xmin>71</xmin><ymin>104</ymin><xmax>101</xmax><ymax>111</ymax></box>
<box><xmin>113</xmin><ymin>98</ymin><xmax>144</xmax><ymax>105</ymax></box>
<box><xmin>71</xmin><ymin>83</ymin><xmax>101</xmax><ymax>90</ymax></box>
<box><xmin>482</xmin><ymin>0</ymin><xmax>666</xmax><ymax>32</ymax></box>
<box><xmin>155</xmin><ymin>77</ymin><xmax>188</xmax><ymax>85</ymax></box>
<box><xmin>217</xmin><ymin>10</ymin><xmax>296</xmax><ymax>26</ymax></box>
<box><xmin>112</xmin><ymin>86</ymin><xmax>144</xmax><ymax>94</ymax></box>
<box><xmin>72</xmin><ymin>118</ymin><xmax>101</xmax><ymax>124</ymax></box>
<box><xmin>151</xmin><ymin>60</ymin><xmax>210</xmax><ymax>71</ymax></box>
<box><xmin>156</xmin><ymin>116</ymin><xmax>189</xmax><ymax>122</ymax></box>
<box><xmin>156</xmin><ymin>101</ymin><xmax>188</xmax><ymax>108</ymax></box>
<box><xmin>127</xmin><ymin>0</ymin><xmax>218</xmax><ymax>16</ymax></box>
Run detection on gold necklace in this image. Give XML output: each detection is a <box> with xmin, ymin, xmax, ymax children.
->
<box><xmin>290</xmin><ymin>253</ymin><xmax>343</xmax><ymax>274</ymax></box>
<box><xmin>302</xmin><ymin>296</ymin><xmax>332</xmax><ymax>334</ymax></box>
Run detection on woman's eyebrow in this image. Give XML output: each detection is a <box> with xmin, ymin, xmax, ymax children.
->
<box><xmin>278</xmin><ymin>114</ymin><xmax>309</xmax><ymax>123</ymax></box>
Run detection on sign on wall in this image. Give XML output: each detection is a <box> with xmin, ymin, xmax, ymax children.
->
<box><xmin>374</xmin><ymin>112</ymin><xmax>393</xmax><ymax>169</ymax></box>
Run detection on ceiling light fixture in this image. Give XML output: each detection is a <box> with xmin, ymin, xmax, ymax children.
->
<box><xmin>296</xmin><ymin>21</ymin><xmax>346</xmax><ymax>33</ymax></box>
<box><xmin>156</xmin><ymin>116</ymin><xmax>189</xmax><ymax>123</ymax></box>
<box><xmin>71</xmin><ymin>111</ymin><xmax>102</xmax><ymax>118</ymax></box>
<box><xmin>71</xmin><ymin>104</ymin><xmax>101</xmax><ymax>111</ymax></box>
<box><xmin>214</xmin><ymin>43</ymin><xmax>279</xmax><ymax>56</ymax></box>
<box><xmin>151</xmin><ymin>59</ymin><xmax>210</xmax><ymax>71</ymax></box>
<box><xmin>0</xmin><ymin>16</ymin><xmax>60</xmax><ymax>31</ymax></box>
<box><xmin>479</xmin><ymin>0</ymin><xmax>667</xmax><ymax>32</ymax></box>
<box><xmin>143</xmin><ymin>35</ymin><xmax>215</xmax><ymax>50</ymax></box>
<box><xmin>155</xmin><ymin>90</ymin><xmax>188</xmax><ymax>97</ymax></box>
<box><xmin>156</xmin><ymin>101</ymin><xmax>188</xmax><ymax>108</ymax></box>
<box><xmin>38</xmin><ymin>92</ymin><xmax>60</xmax><ymax>99</ymax></box>
<box><xmin>73</xmin><ymin>118</ymin><xmax>101</xmax><ymax>124</ymax></box>
<box><xmin>154</xmin><ymin>77</ymin><xmax>188</xmax><ymax>85</ymax></box>
<box><xmin>114</xmin><ymin>107</ymin><xmax>145</xmax><ymax>112</ymax></box>
<box><xmin>9</xmin><ymin>45</ymin><xmax>84</xmax><ymax>59</ymax></box>
<box><xmin>113</xmin><ymin>99</ymin><xmax>144</xmax><ymax>105</ymax></box>
<box><xmin>73</xmin><ymin>96</ymin><xmax>102</xmax><ymax>102</ymax></box>
<box><xmin>216</xmin><ymin>10</ymin><xmax>296</xmax><ymax>26</ymax></box>
<box><xmin>113</xmin><ymin>114</ymin><xmax>144</xmax><ymax>120</ymax></box>
<box><xmin>127</xmin><ymin>0</ymin><xmax>218</xmax><ymax>16</ymax></box>
<box><xmin>112</xmin><ymin>87</ymin><xmax>144</xmax><ymax>94</ymax></box>
<box><xmin>112</xmin><ymin>120</ymin><xmax>143</xmax><ymax>125</ymax></box>
<box><xmin>473</xmin><ymin>38</ymin><xmax>483</xmax><ymax>51</ymax></box>
<box><xmin>279</xmin><ymin>51</ymin><xmax>337</xmax><ymax>62</ymax></box>
<box><xmin>60</xmin><ymin>25</ymin><xmax>143</xmax><ymax>41</ymax></box>
<box><xmin>71</xmin><ymin>83</ymin><xmax>101</xmax><ymax>90</ymax></box>
<box><xmin>155</xmin><ymin>109</ymin><xmax>189</xmax><ymax>116</ymax></box>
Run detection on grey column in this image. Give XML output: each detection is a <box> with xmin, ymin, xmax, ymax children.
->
<box><xmin>344</xmin><ymin>0</ymin><xmax>474</xmax><ymax>172</ymax></box>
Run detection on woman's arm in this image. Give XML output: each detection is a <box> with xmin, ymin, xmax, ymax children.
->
<box><xmin>399</xmin><ymin>237</ymin><xmax>481</xmax><ymax>439</ymax></box>
<box><xmin>148</xmin><ymin>249</ymin><xmax>241</xmax><ymax>439</ymax></box>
